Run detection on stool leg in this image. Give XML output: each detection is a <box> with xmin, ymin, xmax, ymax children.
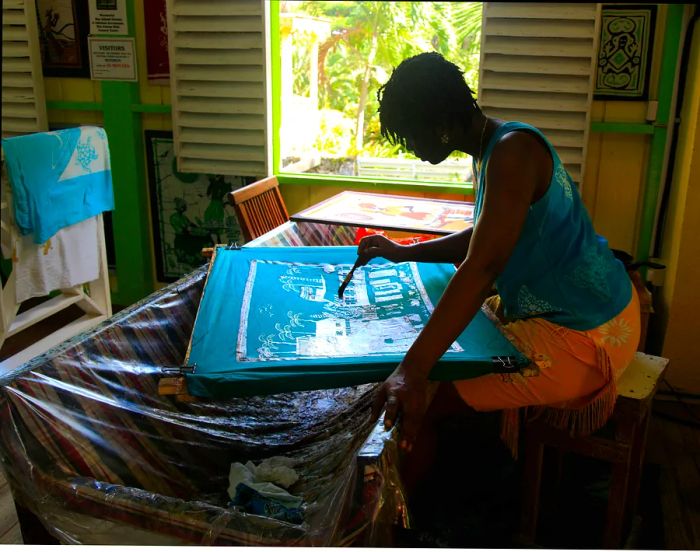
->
<box><xmin>624</xmin><ymin>413</ymin><xmax>651</xmax><ymax>535</ymax></box>
<box><xmin>604</xmin><ymin>457</ymin><xmax>631</xmax><ymax>548</ymax></box>
<box><xmin>519</xmin><ymin>435</ymin><xmax>545</xmax><ymax>544</ymax></box>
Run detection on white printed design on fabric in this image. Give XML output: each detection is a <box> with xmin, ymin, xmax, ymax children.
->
<box><xmin>59</xmin><ymin>127</ymin><xmax>110</xmax><ymax>181</ymax></box>
<box><xmin>555</xmin><ymin>164</ymin><xmax>573</xmax><ymax>200</ymax></box>
<box><xmin>598</xmin><ymin>318</ymin><xmax>632</xmax><ymax>346</ymax></box>
<box><xmin>565</xmin><ymin>246</ymin><xmax>612</xmax><ymax>299</ymax></box>
<box><xmin>76</xmin><ymin>137</ymin><xmax>99</xmax><ymax>172</ymax></box>
<box><xmin>517</xmin><ymin>285</ymin><xmax>560</xmax><ymax>317</ymax></box>
<box><xmin>238</xmin><ymin>260</ymin><xmax>463</xmax><ymax>362</ymax></box>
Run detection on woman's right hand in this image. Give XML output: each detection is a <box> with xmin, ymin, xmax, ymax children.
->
<box><xmin>357</xmin><ymin>234</ymin><xmax>408</xmax><ymax>265</ymax></box>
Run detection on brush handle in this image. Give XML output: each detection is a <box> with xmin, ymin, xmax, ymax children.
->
<box><xmin>338</xmin><ymin>258</ymin><xmax>363</xmax><ymax>298</ymax></box>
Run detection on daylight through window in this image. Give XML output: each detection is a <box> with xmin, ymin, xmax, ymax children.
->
<box><xmin>278</xmin><ymin>1</ymin><xmax>482</xmax><ymax>184</ymax></box>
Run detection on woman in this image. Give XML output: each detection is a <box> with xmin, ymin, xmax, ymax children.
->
<box><xmin>358</xmin><ymin>52</ymin><xmax>641</xmax><ymax>461</ymax></box>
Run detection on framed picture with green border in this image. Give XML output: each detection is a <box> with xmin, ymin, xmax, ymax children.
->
<box><xmin>145</xmin><ymin>130</ymin><xmax>253</xmax><ymax>282</ymax></box>
<box><xmin>594</xmin><ymin>4</ymin><xmax>657</xmax><ymax>100</ymax></box>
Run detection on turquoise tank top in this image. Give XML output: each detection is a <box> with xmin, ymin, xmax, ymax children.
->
<box><xmin>473</xmin><ymin>121</ymin><xmax>631</xmax><ymax>331</ymax></box>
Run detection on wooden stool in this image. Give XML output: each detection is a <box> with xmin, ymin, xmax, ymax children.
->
<box><xmin>518</xmin><ymin>352</ymin><xmax>669</xmax><ymax>548</ymax></box>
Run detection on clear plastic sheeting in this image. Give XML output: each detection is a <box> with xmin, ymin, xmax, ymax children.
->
<box><xmin>0</xmin><ymin>256</ymin><xmax>408</xmax><ymax>545</ymax></box>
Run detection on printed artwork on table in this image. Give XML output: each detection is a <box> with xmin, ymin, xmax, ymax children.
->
<box><xmin>145</xmin><ymin>130</ymin><xmax>254</xmax><ymax>282</ymax></box>
<box><xmin>296</xmin><ymin>191</ymin><xmax>474</xmax><ymax>235</ymax></box>
<box><xmin>594</xmin><ymin>5</ymin><xmax>656</xmax><ymax>99</ymax></box>
<box><xmin>238</xmin><ymin>260</ymin><xmax>463</xmax><ymax>362</ymax></box>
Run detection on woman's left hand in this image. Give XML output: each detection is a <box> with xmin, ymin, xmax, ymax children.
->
<box><xmin>372</xmin><ymin>363</ymin><xmax>436</xmax><ymax>452</ymax></box>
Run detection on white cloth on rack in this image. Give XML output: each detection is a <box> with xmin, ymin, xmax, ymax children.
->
<box><xmin>13</xmin><ymin>216</ymin><xmax>100</xmax><ymax>303</ymax></box>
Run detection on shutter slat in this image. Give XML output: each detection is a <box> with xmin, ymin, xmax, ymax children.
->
<box><xmin>2</xmin><ymin>87</ymin><xmax>37</xmax><ymax>102</ymax></box>
<box><xmin>486</xmin><ymin>18</ymin><xmax>595</xmax><ymax>39</ymax></box>
<box><xmin>180</xmin><ymin>128</ymin><xmax>265</xmax><ymax>146</ymax></box>
<box><xmin>1</xmin><ymin>73</ymin><xmax>33</xmax><ymax>87</ymax></box>
<box><xmin>484</xmin><ymin>36</ymin><xmax>594</xmax><ymax>58</ymax></box>
<box><xmin>482</xmin><ymin>54</ymin><xmax>591</xmax><ymax>76</ymax></box>
<box><xmin>175</xmin><ymin>48</ymin><xmax>263</xmax><ymax>65</ymax></box>
<box><xmin>480</xmin><ymin>3</ymin><xmax>600</xmax><ymax>188</ymax></box>
<box><xmin>1</xmin><ymin>58</ymin><xmax>32</xmax><ymax>72</ymax></box>
<box><xmin>481</xmin><ymin>72</ymin><xmax>590</xmax><ymax>94</ymax></box>
<box><xmin>485</xmin><ymin>4</ymin><xmax>597</xmax><ymax>20</ymax></box>
<box><xmin>3</xmin><ymin>12</ymin><xmax>25</xmax><ymax>25</ymax></box>
<box><xmin>482</xmin><ymin>108</ymin><xmax>587</xmax><ymax>131</ymax></box>
<box><xmin>175</xmin><ymin>64</ymin><xmax>264</xmax><ymax>82</ymax></box>
<box><xmin>1</xmin><ymin>102</ymin><xmax>37</xmax><ymax>117</ymax></box>
<box><xmin>1</xmin><ymin>0</ymin><xmax>47</xmax><ymax>138</ymax></box>
<box><xmin>180</xmin><ymin>158</ymin><xmax>264</xmax><ymax>176</ymax></box>
<box><xmin>179</xmin><ymin>112</ymin><xmax>265</xmax><ymax>131</ymax></box>
<box><xmin>479</xmin><ymin>90</ymin><xmax>589</xmax><ymax>113</ymax></box>
<box><xmin>180</xmin><ymin>143</ymin><xmax>265</xmax><ymax>162</ymax></box>
<box><xmin>2</xmin><ymin>26</ymin><xmax>29</xmax><ymax>41</ymax></box>
<box><xmin>2</xmin><ymin>116</ymin><xmax>43</xmax><ymax>132</ymax></box>
<box><xmin>176</xmin><ymin>32</ymin><xmax>262</xmax><ymax>49</ymax></box>
<box><xmin>174</xmin><ymin>16</ymin><xmax>261</xmax><ymax>33</ymax></box>
<box><xmin>3</xmin><ymin>43</ymin><xmax>31</xmax><ymax>57</ymax></box>
<box><xmin>179</xmin><ymin>96</ymin><xmax>264</xmax><ymax>115</ymax></box>
<box><xmin>178</xmin><ymin>81</ymin><xmax>261</xmax><ymax>98</ymax></box>
<box><xmin>172</xmin><ymin>0</ymin><xmax>261</xmax><ymax>17</ymax></box>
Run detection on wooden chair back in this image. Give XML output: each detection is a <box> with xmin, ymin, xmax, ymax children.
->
<box><xmin>228</xmin><ymin>176</ymin><xmax>289</xmax><ymax>242</ymax></box>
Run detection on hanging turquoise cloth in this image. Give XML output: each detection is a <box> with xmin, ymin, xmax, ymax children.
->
<box><xmin>185</xmin><ymin>246</ymin><xmax>528</xmax><ymax>398</ymax></box>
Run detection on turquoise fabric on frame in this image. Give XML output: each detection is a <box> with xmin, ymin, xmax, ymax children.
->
<box><xmin>185</xmin><ymin>246</ymin><xmax>528</xmax><ymax>399</ymax></box>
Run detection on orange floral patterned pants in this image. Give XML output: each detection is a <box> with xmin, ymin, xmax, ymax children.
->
<box><xmin>454</xmin><ymin>284</ymin><xmax>641</xmax><ymax>412</ymax></box>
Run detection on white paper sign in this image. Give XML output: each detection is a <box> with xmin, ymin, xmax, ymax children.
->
<box><xmin>88</xmin><ymin>37</ymin><xmax>137</xmax><ymax>81</ymax></box>
<box><xmin>89</xmin><ymin>0</ymin><xmax>128</xmax><ymax>35</ymax></box>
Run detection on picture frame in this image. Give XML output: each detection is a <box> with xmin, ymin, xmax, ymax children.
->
<box><xmin>35</xmin><ymin>0</ymin><xmax>91</xmax><ymax>78</ymax></box>
<box><xmin>145</xmin><ymin>130</ymin><xmax>253</xmax><ymax>282</ymax></box>
<box><xmin>594</xmin><ymin>4</ymin><xmax>657</xmax><ymax>100</ymax></box>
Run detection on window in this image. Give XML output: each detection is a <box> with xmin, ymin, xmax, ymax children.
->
<box><xmin>167</xmin><ymin>1</ymin><xmax>599</xmax><ymax>191</ymax></box>
<box><xmin>272</xmin><ymin>1</ymin><xmax>482</xmax><ymax>185</ymax></box>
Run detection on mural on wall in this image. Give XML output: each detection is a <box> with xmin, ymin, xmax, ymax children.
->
<box><xmin>594</xmin><ymin>4</ymin><xmax>656</xmax><ymax>99</ymax></box>
<box><xmin>35</xmin><ymin>0</ymin><xmax>91</xmax><ymax>77</ymax></box>
<box><xmin>145</xmin><ymin>131</ymin><xmax>253</xmax><ymax>282</ymax></box>
<box><xmin>143</xmin><ymin>0</ymin><xmax>170</xmax><ymax>82</ymax></box>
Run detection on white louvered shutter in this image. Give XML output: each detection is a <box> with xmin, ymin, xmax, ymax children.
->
<box><xmin>478</xmin><ymin>3</ymin><xmax>601</xmax><ymax>187</ymax></box>
<box><xmin>1</xmin><ymin>0</ymin><xmax>48</xmax><ymax>138</ymax></box>
<box><xmin>166</xmin><ymin>0</ymin><xmax>268</xmax><ymax>177</ymax></box>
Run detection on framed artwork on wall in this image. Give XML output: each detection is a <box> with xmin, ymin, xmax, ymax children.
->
<box><xmin>145</xmin><ymin>130</ymin><xmax>253</xmax><ymax>282</ymax></box>
<box><xmin>35</xmin><ymin>0</ymin><xmax>91</xmax><ymax>77</ymax></box>
<box><xmin>143</xmin><ymin>0</ymin><xmax>170</xmax><ymax>83</ymax></box>
<box><xmin>594</xmin><ymin>4</ymin><xmax>657</xmax><ymax>100</ymax></box>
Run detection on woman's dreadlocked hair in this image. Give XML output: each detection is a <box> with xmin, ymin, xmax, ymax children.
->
<box><xmin>376</xmin><ymin>52</ymin><xmax>480</xmax><ymax>148</ymax></box>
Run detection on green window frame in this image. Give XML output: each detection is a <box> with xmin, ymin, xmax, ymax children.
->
<box><xmin>267</xmin><ymin>0</ymin><xmax>475</xmax><ymax>195</ymax></box>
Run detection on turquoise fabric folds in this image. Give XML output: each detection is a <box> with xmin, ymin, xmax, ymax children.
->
<box><xmin>2</xmin><ymin>126</ymin><xmax>114</xmax><ymax>243</ymax></box>
<box><xmin>185</xmin><ymin>246</ymin><xmax>528</xmax><ymax>399</ymax></box>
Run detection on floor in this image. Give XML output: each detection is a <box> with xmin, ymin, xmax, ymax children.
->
<box><xmin>0</xmin><ymin>305</ymin><xmax>699</xmax><ymax>547</ymax></box>
<box><xmin>397</xmin><ymin>400</ymin><xmax>700</xmax><ymax>549</ymax></box>
<box><xmin>0</xmin><ymin>467</ymin><xmax>22</xmax><ymax>545</ymax></box>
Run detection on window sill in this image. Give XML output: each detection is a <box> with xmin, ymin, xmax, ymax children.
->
<box><xmin>275</xmin><ymin>172</ymin><xmax>474</xmax><ymax>195</ymax></box>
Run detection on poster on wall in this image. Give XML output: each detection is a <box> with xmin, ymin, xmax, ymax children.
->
<box><xmin>143</xmin><ymin>0</ymin><xmax>170</xmax><ymax>82</ymax></box>
<box><xmin>88</xmin><ymin>36</ymin><xmax>137</xmax><ymax>81</ymax></box>
<box><xmin>594</xmin><ymin>4</ymin><xmax>656</xmax><ymax>99</ymax></box>
<box><xmin>35</xmin><ymin>0</ymin><xmax>91</xmax><ymax>77</ymax></box>
<box><xmin>145</xmin><ymin>131</ymin><xmax>253</xmax><ymax>282</ymax></box>
<box><xmin>88</xmin><ymin>0</ymin><xmax>128</xmax><ymax>35</ymax></box>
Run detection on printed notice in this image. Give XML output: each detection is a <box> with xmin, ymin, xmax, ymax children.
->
<box><xmin>89</xmin><ymin>0</ymin><xmax>128</xmax><ymax>35</ymax></box>
<box><xmin>89</xmin><ymin>37</ymin><xmax>137</xmax><ymax>81</ymax></box>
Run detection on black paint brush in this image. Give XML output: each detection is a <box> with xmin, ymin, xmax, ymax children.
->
<box><xmin>338</xmin><ymin>257</ymin><xmax>364</xmax><ymax>299</ymax></box>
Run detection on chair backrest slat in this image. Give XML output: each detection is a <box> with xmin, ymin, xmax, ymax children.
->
<box><xmin>228</xmin><ymin>176</ymin><xmax>289</xmax><ymax>242</ymax></box>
